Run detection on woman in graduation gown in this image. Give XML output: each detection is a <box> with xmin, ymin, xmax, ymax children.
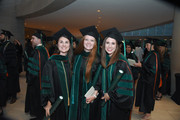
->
<box><xmin>126</xmin><ymin>41</ymin><xmax>140</xmax><ymax>83</ymax></box>
<box><xmin>134</xmin><ymin>38</ymin><xmax>160</xmax><ymax>120</ymax></box>
<box><xmin>68</xmin><ymin>26</ymin><xmax>100</xmax><ymax>120</ymax></box>
<box><xmin>89</xmin><ymin>28</ymin><xmax>134</xmax><ymax>120</ymax></box>
<box><xmin>41</xmin><ymin>28</ymin><xmax>73</xmax><ymax>120</ymax></box>
<box><xmin>156</xmin><ymin>39</ymin><xmax>170</xmax><ymax>100</ymax></box>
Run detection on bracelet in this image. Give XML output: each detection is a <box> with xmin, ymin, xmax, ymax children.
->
<box><xmin>93</xmin><ymin>94</ymin><xmax>97</xmax><ymax>98</ymax></box>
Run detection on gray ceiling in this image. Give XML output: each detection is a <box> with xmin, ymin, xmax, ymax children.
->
<box><xmin>25</xmin><ymin>0</ymin><xmax>175</xmax><ymax>37</ymax></box>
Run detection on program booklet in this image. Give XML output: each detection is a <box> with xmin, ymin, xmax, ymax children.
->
<box><xmin>128</xmin><ymin>58</ymin><xmax>137</xmax><ymax>66</ymax></box>
<box><xmin>84</xmin><ymin>86</ymin><xmax>95</xmax><ymax>98</ymax></box>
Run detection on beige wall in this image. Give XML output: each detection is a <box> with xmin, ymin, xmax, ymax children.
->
<box><xmin>171</xmin><ymin>7</ymin><xmax>180</xmax><ymax>94</ymax></box>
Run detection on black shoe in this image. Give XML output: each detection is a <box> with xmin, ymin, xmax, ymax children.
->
<box><xmin>10</xmin><ymin>97</ymin><xmax>17</xmax><ymax>104</ymax></box>
<box><xmin>156</xmin><ymin>95</ymin><xmax>162</xmax><ymax>101</ymax></box>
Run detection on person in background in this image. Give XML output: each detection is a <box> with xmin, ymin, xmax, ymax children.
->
<box><xmin>41</xmin><ymin>28</ymin><xmax>73</xmax><ymax>120</ymax></box>
<box><xmin>69</xmin><ymin>26</ymin><xmax>101</xmax><ymax>120</ymax></box>
<box><xmin>0</xmin><ymin>34</ymin><xmax>8</xmax><ymax>116</ymax></box>
<box><xmin>13</xmin><ymin>39</ymin><xmax>23</xmax><ymax>73</ymax></box>
<box><xmin>73</xmin><ymin>38</ymin><xmax>79</xmax><ymax>51</ymax></box>
<box><xmin>156</xmin><ymin>39</ymin><xmax>171</xmax><ymax>100</ymax></box>
<box><xmin>88</xmin><ymin>28</ymin><xmax>134</xmax><ymax>120</ymax></box>
<box><xmin>13</xmin><ymin>39</ymin><xmax>23</xmax><ymax>94</ymax></box>
<box><xmin>134</xmin><ymin>40</ymin><xmax>144</xmax><ymax>62</ymax></box>
<box><xmin>0</xmin><ymin>30</ymin><xmax>18</xmax><ymax>104</ymax></box>
<box><xmin>134</xmin><ymin>38</ymin><xmax>160</xmax><ymax>120</ymax></box>
<box><xmin>25</xmin><ymin>31</ymin><xmax>49</xmax><ymax>120</ymax></box>
<box><xmin>48</xmin><ymin>39</ymin><xmax>58</xmax><ymax>56</ymax></box>
<box><xmin>126</xmin><ymin>40</ymin><xmax>140</xmax><ymax>83</ymax></box>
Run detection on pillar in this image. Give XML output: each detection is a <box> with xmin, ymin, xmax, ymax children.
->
<box><xmin>171</xmin><ymin>7</ymin><xmax>180</xmax><ymax>94</ymax></box>
<box><xmin>0</xmin><ymin>0</ymin><xmax>25</xmax><ymax>46</ymax></box>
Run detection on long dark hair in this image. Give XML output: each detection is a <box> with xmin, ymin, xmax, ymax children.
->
<box><xmin>74</xmin><ymin>36</ymin><xmax>97</xmax><ymax>83</ymax></box>
<box><xmin>101</xmin><ymin>37</ymin><xmax>120</xmax><ymax>68</ymax></box>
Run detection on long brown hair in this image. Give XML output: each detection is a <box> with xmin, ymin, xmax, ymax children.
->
<box><xmin>158</xmin><ymin>46</ymin><xmax>167</xmax><ymax>62</ymax></box>
<box><xmin>74</xmin><ymin>36</ymin><xmax>97</xmax><ymax>83</ymax></box>
<box><xmin>101</xmin><ymin>37</ymin><xmax>120</xmax><ymax>68</ymax></box>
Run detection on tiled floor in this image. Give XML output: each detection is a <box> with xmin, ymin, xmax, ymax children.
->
<box><xmin>1</xmin><ymin>72</ymin><xmax>180</xmax><ymax>120</ymax></box>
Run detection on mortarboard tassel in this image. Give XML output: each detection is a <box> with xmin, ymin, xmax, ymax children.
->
<box><xmin>123</xmin><ymin>39</ymin><xmax>126</xmax><ymax>57</ymax></box>
<box><xmin>97</xmin><ymin>36</ymin><xmax>100</xmax><ymax>55</ymax></box>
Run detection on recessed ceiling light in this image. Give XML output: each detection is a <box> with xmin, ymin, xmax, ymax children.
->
<box><xmin>97</xmin><ymin>9</ymin><xmax>101</xmax><ymax>12</ymax></box>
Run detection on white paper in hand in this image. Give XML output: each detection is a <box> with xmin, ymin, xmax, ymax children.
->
<box><xmin>128</xmin><ymin>58</ymin><xmax>137</xmax><ymax>66</ymax></box>
<box><xmin>84</xmin><ymin>86</ymin><xmax>95</xmax><ymax>98</ymax></box>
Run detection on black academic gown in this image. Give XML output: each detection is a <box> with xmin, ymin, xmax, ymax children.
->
<box><xmin>24</xmin><ymin>45</ymin><xmax>34</xmax><ymax>72</ymax></box>
<box><xmin>69</xmin><ymin>51</ymin><xmax>100</xmax><ymax>120</ymax></box>
<box><xmin>25</xmin><ymin>45</ymin><xmax>49</xmax><ymax>119</ymax></box>
<box><xmin>0</xmin><ymin>40</ymin><xmax>18</xmax><ymax>97</ymax></box>
<box><xmin>41</xmin><ymin>55</ymin><xmax>71</xmax><ymax>120</ymax></box>
<box><xmin>159</xmin><ymin>51</ymin><xmax>170</xmax><ymax>95</ymax></box>
<box><xmin>15</xmin><ymin>44</ymin><xmax>23</xmax><ymax>73</ymax></box>
<box><xmin>0</xmin><ymin>44</ymin><xmax>7</xmax><ymax>106</ymax></box>
<box><xmin>95</xmin><ymin>54</ymin><xmax>134</xmax><ymax>120</ymax></box>
<box><xmin>126</xmin><ymin>52</ymin><xmax>140</xmax><ymax>81</ymax></box>
<box><xmin>135</xmin><ymin>50</ymin><xmax>160</xmax><ymax>113</ymax></box>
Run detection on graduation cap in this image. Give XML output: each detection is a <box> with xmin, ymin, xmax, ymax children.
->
<box><xmin>157</xmin><ymin>39</ymin><xmax>167</xmax><ymax>47</ymax></box>
<box><xmin>46</xmin><ymin>36</ymin><xmax>54</xmax><ymax>41</ymax></box>
<box><xmin>80</xmin><ymin>25</ymin><xmax>101</xmax><ymax>54</ymax></box>
<box><xmin>100</xmin><ymin>27</ymin><xmax>123</xmax><ymax>44</ymax></box>
<box><xmin>1</xmin><ymin>29</ymin><xmax>14</xmax><ymax>38</ymax></box>
<box><xmin>80</xmin><ymin>25</ymin><xmax>99</xmax><ymax>41</ymax></box>
<box><xmin>145</xmin><ymin>37</ymin><xmax>158</xmax><ymax>45</ymax></box>
<box><xmin>126</xmin><ymin>40</ymin><xmax>135</xmax><ymax>49</ymax></box>
<box><xmin>53</xmin><ymin>27</ymin><xmax>75</xmax><ymax>43</ymax></box>
<box><xmin>32</xmin><ymin>30</ymin><xmax>46</xmax><ymax>44</ymax></box>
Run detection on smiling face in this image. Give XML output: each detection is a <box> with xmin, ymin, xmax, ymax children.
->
<box><xmin>105</xmin><ymin>37</ymin><xmax>117</xmax><ymax>56</ymax></box>
<box><xmin>57</xmin><ymin>36</ymin><xmax>70</xmax><ymax>56</ymax></box>
<box><xmin>145</xmin><ymin>43</ymin><xmax>154</xmax><ymax>51</ymax></box>
<box><xmin>126</xmin><ymin>45</ymin><xmax>132</xmax><ymax>54</ymax></box>
<box><xmin>83</xmin><ymin>35</ymin><xmax>96</xmax><ymax>52</ymax></box>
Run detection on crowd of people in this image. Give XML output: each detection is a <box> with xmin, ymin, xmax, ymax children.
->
<box><xmin>0</xmin><ymin>26</ymin><xmax>171</xmax><ymax>120</ymax></box>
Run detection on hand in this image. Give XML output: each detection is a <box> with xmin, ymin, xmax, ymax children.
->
<box><xmin>101</xmin><ymin>93</ymin><xmax>110</xmax><ymax>102</ymax></box>
<box><xmin>134</xmin><ymin>60</ymin><xmax>142</xmax><ymax>67</ymax></box>
<box><xmin>86</xmin><ymin>90</ymin><xmax>98</xmax><ymax>104</ymax></box>
<box><xmin>44</xmin><ymin>101</ymin><xmax>52</xmax><ymax>117</ymax></box>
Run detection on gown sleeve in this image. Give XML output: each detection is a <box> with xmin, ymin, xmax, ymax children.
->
<box><xmin>41</xmin><ymin>60</ymin><xmax>55</xmax><ymax>107</ymax></box>
<box><xmin>108</xmin><ymin>60</ymin><xmax>134</xmax><ymax>110</ymax></box>
<box><xmin>4</xmin><ymin>42</ymin><xmax>17</xmax><ymax>68</ymax></box>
